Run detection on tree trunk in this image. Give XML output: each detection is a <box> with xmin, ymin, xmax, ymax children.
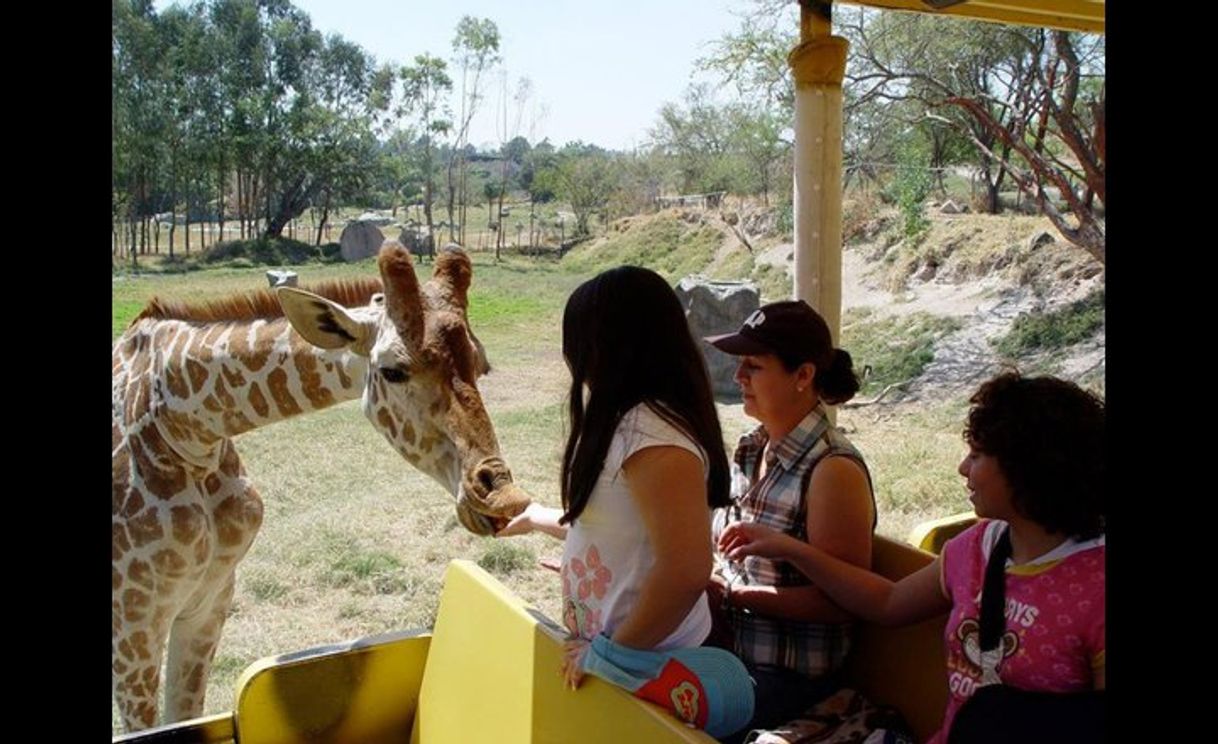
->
<box><xmin>529</xmin><ymin>198</ymin><xmax>536</xmax><ymax>255</ymax></box>
<box><xmin>316</xmin><ymin>191</ymin><xmax>331</xmax><ymax>246</ymax></box>
<box><xmin>216</xmin><ymin>160</ymin><xmax>225</xmax><ymax>252</ymax></box>
<box><xmin>237</xmin><ymin>170</ymin><xmax>245</xmax><ymax>240</ymax></box>
<box><xmin>446</xmin><ymin>167</ymin><xmax>456</xmax><ymax>243</ymax></box>
<box><xmin>457</xmin><ymin>165</ymin><xmax>465</xmax><ymax>247</ymax></box>
<box><xmin>424</xmin><ymin>143</ymin><xmax>436</xmax><ymax>261</ymax></box>
<box><xmin>984</xmin><ymin>179</ymin><xmax>1000</xmax><ymax>215</ymax></box>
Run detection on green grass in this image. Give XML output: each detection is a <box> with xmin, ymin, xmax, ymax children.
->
<box><xmin>993</xmin><ymin>288</ymin><xmax>1105</xmax><ymax>357</ymax></box>
<box><xmin>112</xmin><ymin>299</ymin><xmax>144</xmax><ymax>337</ymax></box>
<box><xmin>246</xmin><ymin>575</ymin><xmax>290</xmax><ymax>603</ymax></box>
<box><xmin>477</xmin><ymin>541</ymin><xmax>536</xmax><ymax>576</ymax></box>
<box><xmin>751</xmin><ymin>263</ymin><xmax>791</xmax><ymax>302</ymax></box>
<box><xmin>321</xmin><ymin>549</ymin><xmax>408</xmax><ymax>595</ymax></box>
<box><xmin>844</xmin><ymin>399</ymin><xmax>972</xmax><ymax>539</ymax></box>
<box><xmin>842</xmin><ymin>311</ymin><xmax>964</xmax><ymax>395</ymax></box>
<box><xmin>561</xmin><ymin>213</ymin><xmax>723</xmax><ymax>281</ymax></box>
<box><xmin>707</xmin><ymin>243</ymin><xmax>755</xmax><ymax>281</ymax></box>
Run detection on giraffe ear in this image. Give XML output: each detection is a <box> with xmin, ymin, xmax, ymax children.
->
<box><xmin>277</xmin><ymin>287</ymin><xmax>373</xmax><ymax>354</ymax></box>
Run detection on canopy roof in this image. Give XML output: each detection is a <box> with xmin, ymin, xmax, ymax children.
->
<box><xmin>837</xmin><ymin>0</ymin><xmax>1104</xmax><ymax>34</ymax></box>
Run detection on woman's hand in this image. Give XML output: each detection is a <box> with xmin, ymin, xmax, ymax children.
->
<box><xmin>561</xmin><ymin>637</ymin><xmax>590</xmax><ymax>690</ymax></box>
<box><xmin>718</xmin><ymin>522</ymin><xmax>796</xmax><ymax>561</ymax></box>
<box><xmin>496</xmin><ymin>503</ymin><xmax>566</xmax><ymax>539</ymax></box>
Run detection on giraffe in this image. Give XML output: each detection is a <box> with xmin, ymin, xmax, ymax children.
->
<box><xmin>112</xmin><ymin>241</ymin><xmax>530</xmax><ymax>732</ymax></box>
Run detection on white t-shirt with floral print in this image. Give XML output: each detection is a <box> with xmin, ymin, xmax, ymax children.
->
<box><xmin>560</xmin><ymin>403</ymin><xmax>712</xmax><ymax>651</ymax></box>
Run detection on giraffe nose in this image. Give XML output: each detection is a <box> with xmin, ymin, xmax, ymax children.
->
<box><xmin>459</xmin><ymin>455</ymin><xmax>531</xmax><ymax>525</ymax></box>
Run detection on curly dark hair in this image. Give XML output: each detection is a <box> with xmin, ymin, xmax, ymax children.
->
<box><xmin>964</xmin><ymin>372</ymin><xmax>1105</xmax><ymax>539</ymax></box>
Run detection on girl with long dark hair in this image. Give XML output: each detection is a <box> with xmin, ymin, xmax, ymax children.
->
<box><xmin>499</xmin><ymin>265</ymin><xmax>731</xmax><ymax>678</ymax></box>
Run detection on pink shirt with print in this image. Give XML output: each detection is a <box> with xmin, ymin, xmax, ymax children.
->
<box><xmin>928</xmin><ymin>519</ymin><xmax>1104</xmax><ymax>744</ymax></box>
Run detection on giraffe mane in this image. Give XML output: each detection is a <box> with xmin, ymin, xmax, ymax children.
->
<box><xmin>133</xmin><ymin>277</ymin><xmax>386</xmax><ymax>325</ymax></box>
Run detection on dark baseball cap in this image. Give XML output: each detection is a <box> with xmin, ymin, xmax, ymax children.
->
<box><xmin>704</xmin><ymin>299</ymin><xmax>832</xmax><ymax>366</ymax></box>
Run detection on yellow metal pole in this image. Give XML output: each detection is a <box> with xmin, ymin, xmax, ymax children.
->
<box><xmin>789</xmin><ymin>1</ymin><xmax>847</xmax><ymax>350</ymax></box>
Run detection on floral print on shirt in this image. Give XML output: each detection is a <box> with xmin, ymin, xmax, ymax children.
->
<box><xmin>561</xmin><ymin>544</ymin><xmax>613</xmax><ymax>639</ymax></box>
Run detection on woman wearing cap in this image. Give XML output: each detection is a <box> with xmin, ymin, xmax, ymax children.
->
<box><xmin>496</xmin><ymin>266</ymin><xmax>754</xmax><ymax>736</ymax></box>
<box><xmin>704</xmin><ymin>299</ymin><xmax>876</xmax><ymax>739</ymax></box>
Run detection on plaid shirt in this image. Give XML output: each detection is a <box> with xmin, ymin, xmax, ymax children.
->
<box><xmin>712</xmin><ymin>403</ymin><xmax>874</xmax><ymax>678</ymax></box>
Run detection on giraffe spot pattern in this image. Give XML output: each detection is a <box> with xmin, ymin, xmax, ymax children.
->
<box><xmin>221</xmin><ymin>365</ymin><xmax>246</xmax><ymax>390</ymax></box>
<box><xmin>248</xmin><ymin>382</ymin><xmax>270</xmax><ymax>418</ymax></box>
<box><xmin>127</xmin><ymin>559</ymin><xmax>155</xmax><ymax>591</ymax></box>
<box><xmin>214</xmin><ymin>494</ymin><xmax>263</xmax><ymax>548</ymax></box>
<box><xmin>127</xmin><ymin>508</ymin><xmax>165</xmax><ymax>548</ymax></box>
<box><xmin>295</xmin><ymin>353</ymin><xmax>335</xmax><ymax>408</ymax></box>
<box><xmin>131</xmin><ymin>427</ymin><xmax>187</xmax><ymax>496</ymax></box>
<box><xmin>122</xmin><ymin>588</ymin><xmax>151</xmax><ymax>623</ymax></box>
<box><xmin>377</xmin><ymin>408</ymin><xmax>398</xmax><ymax>440</ymax></box>
<box><xmin>186</xmin><ymin>359</ymin><xmax>209</xmax><ymax>395</ymax></box>
<box><xmin>164</xmin><ymin>364</ymin><xmax>190</xmax><ymax>400</ymax></box>
<box><xmin>152</xmin><ymin>548</ymin><xmax>189</xmax><ymax>577</ymax></box>
<box><xmin>113</xmin><ymin>523</ymin><xmax>132</xmax><ymax>561</ymax></box>
<box><xmin>171</xmin><ymin>505</ymin><xmax>205</xmax><ymax>545</ymax></box>
<box><xmin>266</xmin><ymin>368</ymin><xmax>303</xmax><ymax>417</ymax></box>
<box><xmin>130</xmin><ymin>631</ymin><xmax>152</xmax><ymax>661</ymax></box>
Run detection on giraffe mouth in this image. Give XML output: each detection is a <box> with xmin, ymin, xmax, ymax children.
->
<box><xmin>456</xmin><ymin>500</ymin><xmax>512</xmax><ymax>536</ymax></box>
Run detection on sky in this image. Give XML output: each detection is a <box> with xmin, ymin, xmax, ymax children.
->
<box><xmin>155</xmin><ymin>0</ymin><xmax>761</xmax><ymax>151</ymax></box>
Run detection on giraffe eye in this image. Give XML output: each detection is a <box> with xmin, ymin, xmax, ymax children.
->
<box><xmin>380</xmin><ymin>367</ymin><xmax>409</xmax><ymax>383</ymax></box>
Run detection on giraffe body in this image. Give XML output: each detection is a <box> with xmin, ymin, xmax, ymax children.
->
<box><xmin>112</xmin><ymin>242</ymin><xmax>529</xmax><ymax>731</ymax></box>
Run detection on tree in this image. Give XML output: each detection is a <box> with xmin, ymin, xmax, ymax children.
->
<box><xmin>648</xmin><ymin>84</ymin><xmax>738</xmax><ymax>194</ymax></box>
<box><xmin>943</xmin><ymin>31</ymin><xmax>1105</xmax><ymax>262</ymax></box>
<box><xmin>113</xmin><ymin>0</ymin><xmax>171</xmax><ymax>262</ymax></box>
<box><xmin>547</xmin><ymin>144</ymin><xmax>620</xmax><ymax>237</ymax></box>
<box><xmin>448</xmin><ymin>16</ymin><xmax>500</xmax><ymax>246</ymax></box>
<box><xmin>399</xmin><ymin>53</ymin><xmax>453</xmax><ymax>257</ymax></box>
<box><xmin>726</xmin><ymin>103</ymin><xmax>790</xmax><ymax>206</ymax></box>
<box><xmin>702</xmin><ymin>2</ymin><xmax>1105</xmax><ymax>261</ymax></box>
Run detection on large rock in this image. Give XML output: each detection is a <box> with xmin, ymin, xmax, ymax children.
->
<box><xmin>339</xmin><ymin>221</ymin><xmax>386</xmax><ymax>262</ymax></box>
<box><xmin>674</xmin><ymin>277</ymin><xmax>760</xmax><ymax>397</ymax></box>
<box><xmin>357</xmin><ymin>211</ymin><xmax>395</xmax><ymax>226</ymax></box>
<box><xmin>265</xmin><ymin>270</ymin><xmax>298</xmax><ymax>287</ymax></box>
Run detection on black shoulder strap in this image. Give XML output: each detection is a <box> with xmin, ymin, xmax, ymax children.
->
<box><xmin>979</xmin><ymin>525</ymin><xmax>1012</xmax><ymax>652</ymax></box>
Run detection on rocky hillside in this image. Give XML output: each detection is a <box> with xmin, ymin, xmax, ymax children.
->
<box><xmin>565</xmin><ymin>199</ymin><xmax>1106</xmax><ymax>400</ymax></box>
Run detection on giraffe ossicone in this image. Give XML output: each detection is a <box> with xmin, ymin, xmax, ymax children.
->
<box><xmin>112</xmin><ymin>240</ymin><xmax>530</xmax><ymax>732</ymax></box>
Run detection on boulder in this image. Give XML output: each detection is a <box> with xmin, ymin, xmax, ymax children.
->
<box><xmin>674</xmin><ymin>277</ymin><xmax>760</xmax><ymax>397</ymax></box>
<box><xmin>356</xmin><ymin>211</ymin><xmax>394</xmax><ymax>226</ymax></box>
<box><xmin>1026</xmin><ymin>230</ymin><xmax>1056</xmax><ymax>251</ymax></box>
<box><xmin>339</xmin><ymin>222</ymin><xmax>386</xmax><ymax>262</ymax></box>
<box><xmin>266</xmin><ymin>270</ymin><xmax>298</xmax><ymax>288</ymax></box>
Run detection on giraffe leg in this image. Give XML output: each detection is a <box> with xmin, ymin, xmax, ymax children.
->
<box><xmin>113</xmin><ymin>605</ymin><xmax>172</xmax><ymax>731</ymax></box>
<box><xmin>163</xmin><ymin>573</ymin><xmax>236</xmax><ymax>723</ymax></box>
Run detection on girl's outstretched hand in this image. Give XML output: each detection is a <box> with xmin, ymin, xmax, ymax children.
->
<box><xmin>718</xmin><ymin>522</ymin><xmax>796</xmax><ymax>561</ymax></box>
<box><xmin>561</xmin><ymin>637</ymin><xmax>590</xmax><ymax>690</ymax></box>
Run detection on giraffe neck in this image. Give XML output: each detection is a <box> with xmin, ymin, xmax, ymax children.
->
<box><xmin>142</xmin><ymin>315</ymin><xmax>368</xmax><ymax>448</ymax></box>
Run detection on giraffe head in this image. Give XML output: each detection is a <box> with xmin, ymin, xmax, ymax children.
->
<box><xmin>277</xmin><ymin>240</ymin><xmax>531</xmax><ymax>535</ymax></box>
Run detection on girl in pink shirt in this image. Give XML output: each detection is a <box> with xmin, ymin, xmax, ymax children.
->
<box><xmin>718</xmin><ymin>372</ymin><xmax>1105</xmax><ymax>743</ymax></box>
